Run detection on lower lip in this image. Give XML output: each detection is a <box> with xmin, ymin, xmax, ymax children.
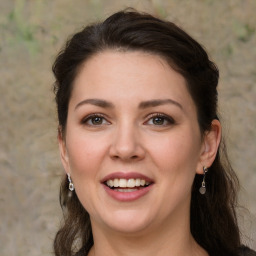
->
<box><xmin>103</xmin><ymin>184</ymin><xmax>153</xmax><ymax>202</ymax></box>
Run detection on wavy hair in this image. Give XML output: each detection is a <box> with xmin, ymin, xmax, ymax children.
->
<box><xmin>52</xmin><ymin>9</ymin><xmax>240</xmax><ymax>256</ymax></box>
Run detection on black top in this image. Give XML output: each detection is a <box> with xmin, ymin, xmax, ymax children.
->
<box><xmin>239</xmin><ymin>246</ymin><xmax>256</xmax><ymax>256</ymax></box>
<box><xmin>75</xmin><ymin>245</ymin><xmax>256</xmax><ymax>256</ymax></box>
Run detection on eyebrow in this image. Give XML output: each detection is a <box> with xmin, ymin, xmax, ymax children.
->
<box><xmin>138</xmin><ymin>99</ymin><xmax>183</xmax><ymax>110</ymax></box>
<box><xmin>75</xmin><ymin>99</ymin><xmax>114</xmax><ymax>110</ymax></box>
<box><xmin>75</xmin><ymin>98</ymin><xmax>183</xmax><ymax>110</ymax></box>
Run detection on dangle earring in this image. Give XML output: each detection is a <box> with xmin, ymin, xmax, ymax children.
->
<box><xmin>199</xmin><ymin>166</ymin><xmax>208</xmax><ymax>195</ymax></box>
<box><xmin>67</xmin><ymin>173</ymin><xmax>74</xmax><ymax>191</ymax></box>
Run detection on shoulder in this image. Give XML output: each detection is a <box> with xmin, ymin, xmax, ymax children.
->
<box><xmin>238</xmin><ymin>246</ymin><xmax>256</xmax><ymax>256</ymax></box>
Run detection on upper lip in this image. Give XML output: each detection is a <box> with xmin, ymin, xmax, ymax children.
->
<box><xmin>101</xmin><ymin>172</ymin><xmax>154</xmax><ymax>183</ymax></box>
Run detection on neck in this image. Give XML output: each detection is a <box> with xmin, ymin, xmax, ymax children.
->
<box><xmin>88</xmin><ymin>207</ymin><xmax>208</xmax><ymax>256</ymax></box>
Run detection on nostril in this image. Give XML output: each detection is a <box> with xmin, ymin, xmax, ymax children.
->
<box><xmin>111</xmin><ymin>154</ymin><xmax>139</xmax><ymax>160</ymax></box>
<box><xmin>109</xmin><ymin>139</ymin><xmax>146</xmax><ymax>161</ymax></box>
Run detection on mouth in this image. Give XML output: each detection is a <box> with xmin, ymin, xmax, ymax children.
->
<box><xmin>101</xmin><ymin>172</ymin><xmax>154</xmax><ymax>201</ymax></box>
<box><xmin>104</xmin><ymin>178</ymin><xmax>152</xmax><ymax>192</ymax></box>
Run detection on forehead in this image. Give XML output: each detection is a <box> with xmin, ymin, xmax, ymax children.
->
<box><xmin>70</xmin><ymin>50</ymin><xmax>195</xmax><ymax>111</ymax></box>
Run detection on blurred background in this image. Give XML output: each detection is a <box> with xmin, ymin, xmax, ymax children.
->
<box><xmin>0</xmin><ymin>0</ymin><xmax>255</xmax><ymax>255</ymax></box>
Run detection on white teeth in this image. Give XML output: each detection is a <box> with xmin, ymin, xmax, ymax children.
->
<box><xmin>119</xmin><ymin>179</ymin><xmax>127</xmax><ymax>188</ymax></box>
<box><xmin>107</xmin><ymin>179</ymin><xmax>114</xmax><ymax>187</ymax></box>
<box><xmin>127</xmin><ymin>179</ymin><xmax>135</xmax><ymax>188</ymax></box>
<box><xmin>106</xmin><ymin>178</ymin><xmax>150</xmax><ymax>188</ymax></box>
<box><xmin>135</xmin><ymin>178</ymin><xmax>141</xmax><ymax>186</ymax></box>
<box><xmin>114</xmin><ymin>179</ymin><xmax>119</xmax><ymax>187</ymax></box>
<box><xmin>140</xmin><ymin>179</ymin><xmax>145</xmax><ymax>186</ymax></box>
<box><xmin>115</xmin><ymin>188</ymin><xmax>137</xmax><ymax>192</ymax></box>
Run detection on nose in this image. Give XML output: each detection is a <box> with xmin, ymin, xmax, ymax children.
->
<box><xmin>109</xmin><ymin>122</ymin><xmax>145</xmax><ymax>161</ymax></box>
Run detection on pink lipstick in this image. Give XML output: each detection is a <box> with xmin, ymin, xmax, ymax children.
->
<box><xmin>101</xmin><ymin>172</ymin><xmax>154</xmax><ymax>202</ymax></box>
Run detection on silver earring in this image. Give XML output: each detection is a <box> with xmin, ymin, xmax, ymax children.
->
<box><xmin>199</xmin><ymin>166</ymin><xmax>208</xmax><ymax>195</ymax></box>
<box><xmin>67</xmin><ymin>173</ymin><xmax>74</xmax><ymax>191</ymax></box>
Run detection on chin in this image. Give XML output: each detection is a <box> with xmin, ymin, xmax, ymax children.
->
<box><xmin>99</xmin><ymin>209</ymin><xmax>153</xmax><ymax>234</ymax></box>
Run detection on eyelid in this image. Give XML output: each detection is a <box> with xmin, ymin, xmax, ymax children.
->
<box><xmin>81</xmin><ymin>113</ymin><xmax>111</xmax><ymax>125</ymax></box>
<box><xmin>144</xmin><ymin>112</ymin><xmax>175</xmax><ymax>125</ymax></box>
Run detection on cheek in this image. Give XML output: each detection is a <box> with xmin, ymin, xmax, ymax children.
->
<box><xmin>66</xmin><ymin>132</ymin><xmax>108</xmax><ymax>176</ymax></box>
<box><xmin>148</xmin><ymin>130</ymin><xmax>201</xmax><ymax>172</ymax></box>
<box><xmin>65</xmin><ymin>134</ymin><xmax>109</xmax><ymax>211</ymax></box>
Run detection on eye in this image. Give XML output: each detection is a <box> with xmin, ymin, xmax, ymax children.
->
<box><xmin>82</xmin><ymin>114</ymin><xmax>110</xmax><ymax>126</ymax></box>
<box><xmin>145</xmin><ymin>113</ymin><xmax>175</xmax><ymax>126</ymax></box>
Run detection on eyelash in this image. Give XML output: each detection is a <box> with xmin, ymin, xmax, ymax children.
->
<box><xmin>81</xmin><ymin>113</ymin><xmax>175</xmax><ymax>127</ymax></box>
<box><xmin>81</xmin><ymin>113</ymin><xmax>110</xmax><ymax>126</ymax></box>
<box><xmin>145</xmin><ymin>113</ymin><xmax>175</xmax><ymax>126</ymax></box>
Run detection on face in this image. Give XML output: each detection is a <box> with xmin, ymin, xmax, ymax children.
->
<box><xmin>60</xmin><ymin>50</ymin><xmax>206</xmax><ymax>235</ymax></box>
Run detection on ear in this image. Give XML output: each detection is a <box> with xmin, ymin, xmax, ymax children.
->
<box><xmin>196</xmin><ymin>119</ymin><xmax>222</xmax><ymax>174</ymax></box>
<box><xmin>58</xmin><ymin>126</ymin><xmax>70</xmax><ymax>174</ymax></box>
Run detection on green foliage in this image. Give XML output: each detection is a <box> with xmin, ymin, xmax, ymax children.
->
<box><xmin>221</xmin><ymin>44</ymin><xmax>234</xmax><ymax>58</ymax></box>
<box><xmin>233</xmin><ymin>22</ymin><xmax>255</xmax><ymax>42</ymax></box>
<box><xmin>6</xmin><ymin>0</ymin><xmax>40</xmax><ymax>56</ymax></box>
<box><xmin>154</xmin><ymin>4</ymin><xmax>167</xmax><ymax>18</ymax></box>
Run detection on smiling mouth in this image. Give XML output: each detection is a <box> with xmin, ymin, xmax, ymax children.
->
<box><xmin>104</xmin><ymin>178</ymin><xmax>152</xmax><ymax>192</ymax></box>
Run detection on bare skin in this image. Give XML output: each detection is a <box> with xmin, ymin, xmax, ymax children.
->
<box><xmin>59</xmin><ymin>50</ymin><xmax>221</xmax><ymax>256</ymax></box>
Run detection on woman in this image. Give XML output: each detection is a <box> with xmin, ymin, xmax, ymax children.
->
<box><xmin>52</xmin><ymin>9</ymin><xmax>255</xmax><ymax>256</ymax></box>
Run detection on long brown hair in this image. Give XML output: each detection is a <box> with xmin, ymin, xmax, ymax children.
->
<box><xmin>52</xmin><ymin>9</ymin><xmax>241</xmax><ymax>256</ymax></box>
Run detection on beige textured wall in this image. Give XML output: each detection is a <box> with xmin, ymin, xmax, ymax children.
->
<box><xmin>0</xmin><ymin>0</ymin><xmax>255</xmax><ymax>255</ymax></box>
